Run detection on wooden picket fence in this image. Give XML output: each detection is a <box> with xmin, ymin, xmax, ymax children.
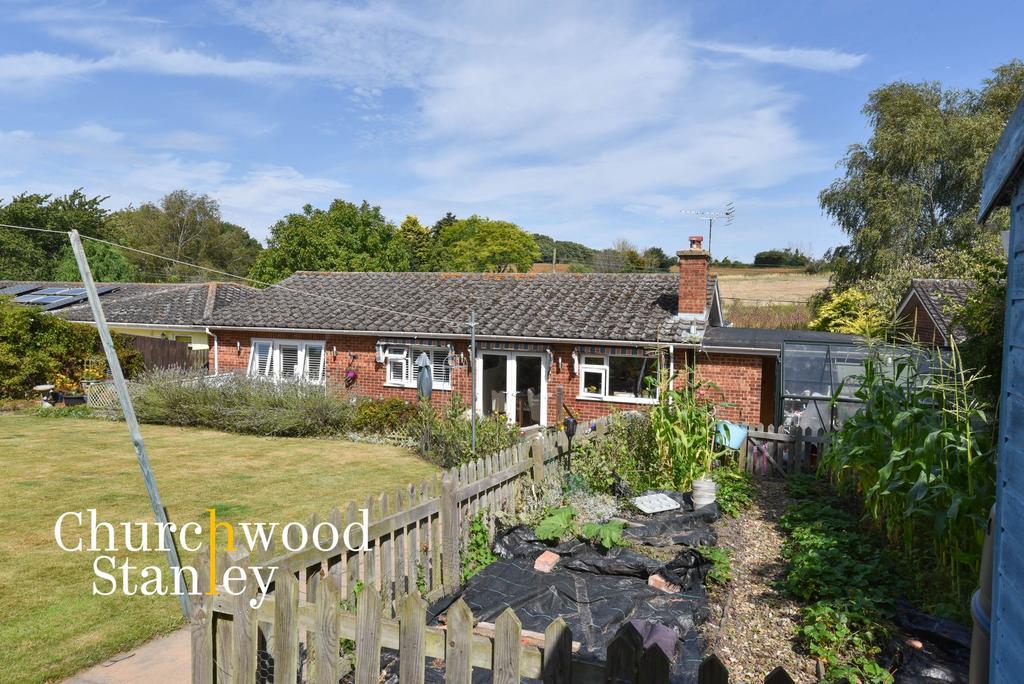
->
<box><xmin>190</xmin><ymin>417</ymin><xmax>814</xmax><ymax>682</ymax></box>
<box><xmin>734</xmin><ymin>424</ymin><xmax>831</xmax><ymax>478</ymax></box>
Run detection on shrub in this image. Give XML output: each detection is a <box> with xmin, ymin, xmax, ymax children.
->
<box><xmin>809</xmin><ymin>288</ymin><xmax>887</xmax><ymax>336</ymax></box>
<box><xmin>132</xmin><ymin>370</ymin><xmax>356</xmax><ymax>437</ymax></box>
<box><xmin>412</xmin><ymin>394</ymin><xmax>518</xmax><ymax>468</ymax></box>
<box><xmin>573</xmin><ymin>411</ymin><xmax>660</xmax><ymax>493</ymax></box>
<box><xmin>352</xmin><ymin>397</ymin><xmax>416</xmax><ymax>434</ymax></box>
<box><xmin>710</xmin><ymin>467</ymin><xmax>753</xmax><ymax>517</ymax></box>
<box><xmin>0</xmin><ymin>298</ymin><xmax>142</xmax><ymax>398</ymax></box>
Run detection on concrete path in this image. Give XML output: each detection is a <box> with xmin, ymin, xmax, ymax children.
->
<box><xmin>63</xmin><ymin>629</ymin><xmax>190</xmax><ymax>684</ymax></box>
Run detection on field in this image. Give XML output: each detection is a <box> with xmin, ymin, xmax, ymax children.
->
<box><xmin>0</xmin><ymin>413</ymin><xmax>437</xmax><ymax>683</ymax></box>
<box><xmin>712</xmin><ymin>267</ymin><xmax>829</xmax><ymax>328</ymax></box>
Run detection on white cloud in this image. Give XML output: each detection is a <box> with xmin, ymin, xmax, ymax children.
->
<box><xmin>0</xmin><ymin>125</ymin><xmax>343</xmax><ymax>238</ymax></box>
<box><xmin>689</xmin><ymin>40</ymin><xmax>866</xmax><ymax>72</ymax></box>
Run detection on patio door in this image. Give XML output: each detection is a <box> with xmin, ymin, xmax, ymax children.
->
<box><xmin>475</xmin><ymin>351</ymin><xmax>547</xmax><ymax>427</ymax></box>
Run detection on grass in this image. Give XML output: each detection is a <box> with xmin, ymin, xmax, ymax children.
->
<box><xmin>726</xmin><ymin>301</ymin><xmax>814</xmax><ymax>329</ymax></box>
<box><xmin>0</xmin><ymin>412</ymin><xmax>437</xmax><ymax>683</ymax></box>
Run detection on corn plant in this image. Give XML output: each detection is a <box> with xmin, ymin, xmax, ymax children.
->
<box><xmin>820</xmin><ymin>341</ymin><xmax>996</xmax><ymax>609</ymax></box>
<box><xmin>648</xmin><ymin>372</ymin><xmax>724</xmax><ymax>490</ymax></box>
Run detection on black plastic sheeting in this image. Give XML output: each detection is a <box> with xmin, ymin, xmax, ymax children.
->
<box><xmin>413</xmin><ymin>491</ymin><xmax>720</xmax><ymax>683</ymax></box>
<box><xmin>889</xmin><ymin>604</ymin><xmax>972</xmax><ymax>683</ymax></box>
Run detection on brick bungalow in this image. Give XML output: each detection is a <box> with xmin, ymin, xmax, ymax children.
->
<box><xmin>203</xmin><ymin>236</ymin><xmax>858</xmax><ymax>428</ymax></box>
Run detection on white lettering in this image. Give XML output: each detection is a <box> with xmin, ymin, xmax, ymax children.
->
<box><xmin>55</xmin><ymin>511</ymin><xmax>83</xmax><ymax>552</ymax></box>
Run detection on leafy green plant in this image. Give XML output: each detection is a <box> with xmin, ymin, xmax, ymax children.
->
<box><xmin>573</xmin><ymin>410</ymin><xmax>661</xmax><ymax>494</ymax></box>
<box><xmin>581</xmin><ymin>520</ymin><xmax>626</xmax><ymax>550</ymax></box>
<box><xmin>710</xmin><ymin>467</ymin><xmax>753</xmax><ymax>517</ymax></box>
<box><xmin>413</xmin><ymin>394</ymin><xmax>518</xmax><ymax>467</ymax></box>
<box><xmin>461</xmin><ymin>513</ymin><xmax>496</xmax><ymax>583</ymax></box>
<box><xmin>701</xmin><ymin>546</ymin><xmax>732</xmax><ymax>585</ymax></box>
<box><xmin>821</xmin><ymin>341</ymin><xmax>995</xmax><ymax>611</ymax></box>
<box><xmin>648</xmin><ymin>372</ymin><xmax>724</xmax><ymax>490</ymax></box>
<box><xmin>534</xmin><ymin>506</ymin><xmax>576</xmax><ymax>543</ymax></box>
<box><xmin>352</xmin><ymin>397</ymin><xmax>417</xmax><ymax>434</ymax></box>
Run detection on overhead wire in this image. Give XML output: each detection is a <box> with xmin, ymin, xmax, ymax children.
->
<box><xmin>0</xmin><ymin>223</ymin><xmax>473</xmax><ymax>329</ymax></box>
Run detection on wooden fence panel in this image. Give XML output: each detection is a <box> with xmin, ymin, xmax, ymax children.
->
<box><xmin>192</xmin><ymin>416</ymin><xmax>812</xmax><ymax>683</ymax></box>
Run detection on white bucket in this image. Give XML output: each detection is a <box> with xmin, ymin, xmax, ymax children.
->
<box><xmin>691</xmin><ymin>479</ymin><xmax>717</xmax><ymax>509</ymax></box>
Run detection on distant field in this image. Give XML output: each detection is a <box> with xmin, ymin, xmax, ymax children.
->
<box><xmin>712</xmin><ymin>267</ymin><xmax>830</xmax><ymax>305</ymax></box>
<box><xmin>711</xmin><ymin>267</ymin><xmax>829</xmax><ymax>329</ymax></box>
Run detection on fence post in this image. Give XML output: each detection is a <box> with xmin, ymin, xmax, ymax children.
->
<box><xmin>493</xmin><ymin>608</ymin><xmax>522</xmax><ymax>684</ymax></box>
<box><xmin>231</xmin><ymin>555</ymin><xmax>258</xmax><ymax>681</ymax></box>
<box><xmin>445</xmin><ymin>598</ymin><xmax>473</xmax><ymax>684</ymax></box>
<box><xmin>189</xmin><ymin>551</ymin><xmax>213</xmax><ymax>684</ymax></box>
<box><xmin>440</xmin><ymin>471</ymin><xmax>461</xmax><ymax>594</ymax></box>
<box><xmin>398</xmin><ymin>593</ymin><xmax>427</xmax><ymax>684</ymax></box>
<box><xmin>764</xmin><ymin>666</ymin><xmax>796</xmax><ymax>684</ymax></box>
<box><xmin>605</xmin><ymin>621</ymin><xmax>644</xmax><ymax>682</ymax></box>
<box><xmin>272</xmin><ymin>568</ymin><xmax>299</xmax><ymax>683</ymax></box>
<box><xmin>542</xmin><ymin>617</ymin><xmax>572</xmax><ymax>684</ymax></box>
<box><xmin>310</xmin><ymin>580</ymin><xmax>342</xmax><ymax>684</ymax></box>
<box><xmin>355</xmin><ymin>590</ymin><xmax>382</xmax><ymax>684</ymax></box>
<box><xmin>792</xmin><ymin>427</ymin><xmax>804</xmax><ymax>475</ymax></box>
<box><xmin>531</xmin><ymin>437</ymin><xmax>546</xmax><ymax>484</ymax></box>
<box><xmin>698</xmin><ymin>654</ymin><xmax>730</xmax><ymax>683</ymax></box>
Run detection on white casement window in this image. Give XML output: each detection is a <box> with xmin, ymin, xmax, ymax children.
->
<box><xmin>248</xmin><ymin>339</ymin><xmax>326</xmax><ymax>383</ymax></box>
<box><xmin>384</xmin><ymin>344</ymin><xmax>451</xmax><ymax>390</ymax></box>
<box><xmin>579</xmin><ymin>354</ymin><xmax>658</xmax><ymax>402</ymax></box>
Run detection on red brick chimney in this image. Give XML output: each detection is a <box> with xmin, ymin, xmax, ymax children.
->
<box><xmin>676</xmin><ymin>235</ymin><xmax>709</xmax><ymax>316</ymax></box>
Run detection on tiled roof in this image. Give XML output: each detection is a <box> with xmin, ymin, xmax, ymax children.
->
<box><xmin>1</xmin><ymin>280</ymin><xmax>251</xmax><ymax>327</ymax></box>
<box><xmin>903</xmin><ymin>278</ymin><xmax>976</xmax><ymax>344</ymax></box>
<box><xmin>207</xmin><ymin>271</ymin><xmax>719</xmax><ymax>344</ymax></box>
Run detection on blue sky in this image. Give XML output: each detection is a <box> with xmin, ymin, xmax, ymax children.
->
<box><xmin>0</xmin><ymin>1</ymin><xmax>1021</xmax><ymax>262</ymax></box>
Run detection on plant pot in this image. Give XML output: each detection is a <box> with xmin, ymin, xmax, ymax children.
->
<box><xmin>691</xmin><ymin>478</ymin><xmax>717</xmax><ymax>509</ymax></box>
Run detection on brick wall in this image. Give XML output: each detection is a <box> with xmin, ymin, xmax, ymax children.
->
<box><xmin>211</xmin><ymin>329</ymin><xmax>768</xmax><ymax>425</ymax></box>
<box><xmin>212</xmin><ymin>329</ymin><xmax>472</xmax><ymax>409</ymax></box>
<box><xmin>694</xmin><ymin>351</ymin><xmax>764</xmax><ymax>424</ymax></box>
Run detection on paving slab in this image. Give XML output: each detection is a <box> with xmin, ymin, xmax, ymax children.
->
<box><xmin>63</xmin><ymin>628</ymin><xmax>190</xmax><ymax>684</ymax></box>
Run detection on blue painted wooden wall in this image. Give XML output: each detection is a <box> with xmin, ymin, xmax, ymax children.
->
<box><xmin>980</xmin><ymin>95</ymin><xmax>1024</xmax><ymax>683</ymax></box>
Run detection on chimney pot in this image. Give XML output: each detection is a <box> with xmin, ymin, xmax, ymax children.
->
<box><xmin>688</xmin><ymin>235</ymin><xmax>704</xmax><ymax>250</ymax></box>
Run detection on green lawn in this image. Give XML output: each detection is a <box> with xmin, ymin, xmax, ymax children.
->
<box><xmin>0</xmin><ymin>413</ymin><xmax>437</xmax><ymax>683</ymax></box>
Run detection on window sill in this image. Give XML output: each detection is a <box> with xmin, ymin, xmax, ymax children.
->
<box><xmin>384</xmin><ymin>382</ymin><xmax>452</xmax><ymax>391</ymax></box>
<box><xmin>576</xmin><ymin>394</ymin><xmax>656</xmax><ymax>405</ymax></box>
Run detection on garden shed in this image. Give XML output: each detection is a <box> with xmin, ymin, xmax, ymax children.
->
<box><xmin>978</xmin><ymin>93</ymin><xmax>1024</xmax><ymax>682</ymax></box>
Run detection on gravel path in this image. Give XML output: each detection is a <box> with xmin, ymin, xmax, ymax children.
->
<box><xmin>700</xmin><ymin>478</ymin><xmax>819</xmax><ymax>683</ymax></box>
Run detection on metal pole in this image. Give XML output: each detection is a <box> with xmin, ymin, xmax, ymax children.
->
<box><xmin>69</xmin><ymin>230</ymin><xmax>191</xmax><ymax>619</ymax></box>
<box><xmin>470</xmin><ymin>309</ymin><xmax>477</xmax><ymax>454</ymax></box>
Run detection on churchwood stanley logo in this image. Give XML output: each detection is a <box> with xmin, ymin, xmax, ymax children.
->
<box><xmin>54</xmin><ymin>508</ymin><xmax>370</xmax><ymax>609</ymax></box>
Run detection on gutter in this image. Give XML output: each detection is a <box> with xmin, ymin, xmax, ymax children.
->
<box><xmin>202</xmin><ymin>324</ymin><xmax>704</xmax><ymax>349</ymax></box>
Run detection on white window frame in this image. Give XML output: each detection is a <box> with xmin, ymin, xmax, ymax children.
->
<box><xmin>247</xmin><ymin>338</ymin><xmax>326</xmax><ymax>384</ymax></box>
<box><xmin>577</xmin><ymin>353</ymin><xmax>659</xmax><ymax>404</ymax></box>
<box><xmin>383</xmin><ymin>344</ymin><xmax>452</xmax><ymax>391</ymax></box>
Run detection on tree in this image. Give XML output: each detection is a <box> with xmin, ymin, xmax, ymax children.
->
<box><xmin>531</xmin><ymin>233</ymin><xmax>597</xmax><ymax>265</ymax></box>
<box><xmin>432</xmin><ymin>212</ymin><xmax>458</xmax><ymax>239</ymax></box>
<box><xmin>809</xmin><ymin>288</ymin><xmax>887</xmax><ymax>337</ymax></box>
<box><xmin>641</xmin><ymin>246</ymin><xmax>674</xmax><ymax>270</ymax></box>
<box><xmin>52</xmin><ymin>241</ymin><xmax>136</xmax><ymax>282</ymax></box>
<box><xmin>109</xmin><ymin>190</ymin><xmax>262</xmax><ymax>281</ymax></box>
<box><xmin>433</xmin><ymin>215</ymin><xmax>540</xmax><ymax>272</ymax></box>
<box><xmin>753</xmin><ymin>248</ymin><xmax>810</xmax><ymax>267</ymax></box>
<box><xmin>397</xmin><ymin>215</ymin><xmax>433</xmax><ymax>271</ymax></box>
<box><xmin>249</xmin><ymin>198</ymin><xmax>408</xmax><ymax>283</ymax></box>
<box><xmin>0</xmin><ymin>190</ymin><xmax>110</xmax><ymax>280</ymax></box>
<box><xmin>820</xmin><ymin>60</ymin><xmax>1024</xmax><ymax>288</ymax></box>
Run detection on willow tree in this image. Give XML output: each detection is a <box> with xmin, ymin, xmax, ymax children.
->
<box><xmin>821</xmin><ymin>60</ymin><xmax>1024</xmax><ymax>289</ymax></box>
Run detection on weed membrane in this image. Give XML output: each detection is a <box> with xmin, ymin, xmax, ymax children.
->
<box><xmin>889</xmin><ymin>604</ymin><xmax>971</xmax><ymax>683</ymax></box>
<box><xmin>386</xmin><ymin>491</ymin><xmax>721</xmax><ymax>683</ymax></box>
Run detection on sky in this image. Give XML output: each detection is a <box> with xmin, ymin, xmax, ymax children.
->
<box><xmin>0</xmin><ymin>1</ymin><xmax>1021</xmax><ymax>262</ymax></box>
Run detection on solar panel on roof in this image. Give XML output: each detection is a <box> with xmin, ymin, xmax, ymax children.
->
<box><xmin>0</xmin><ymin>284</ymin><xmax>43</xmax><ymax>296</ymax></box>
<box><xmin>13</xmin><ymin>294</ymin><xmax>44</xmax><ymax>303</ymax></box>
<box><xmin>36</xmin><ymin>287</ymin><xmax>68</xmax><ymax>295</ymax></box>
<box><xmin>34</xmin><ymin>296</ymin><xmax>72</xmax><ymax>304</ymax></box>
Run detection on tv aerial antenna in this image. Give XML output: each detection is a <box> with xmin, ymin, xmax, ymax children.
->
<box><xmin>681</xmin><ymin>202</ymin><xmax>735</xmax><ymax>254</ymax></box>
